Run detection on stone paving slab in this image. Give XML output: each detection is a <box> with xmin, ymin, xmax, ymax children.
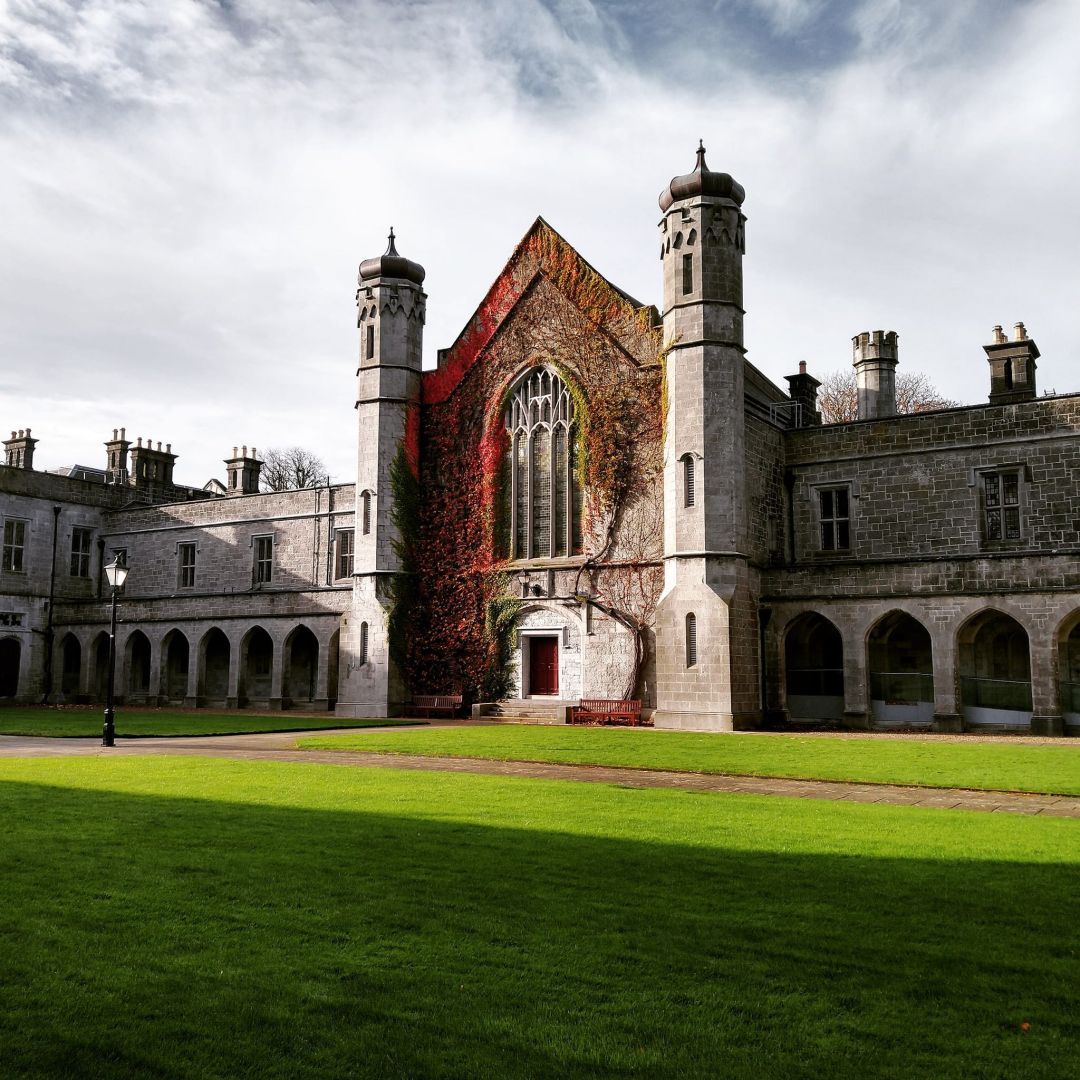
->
<box><xmin>0</xmin><ymin>730</ymin><xmax>1078</xmax><ymax>818</ymax></box>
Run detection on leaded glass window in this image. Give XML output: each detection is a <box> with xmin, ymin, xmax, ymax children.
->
<box><xmin>505</xmin><ymin>367</ymin><xmax>582</xmax><ymax>560</ymax></box>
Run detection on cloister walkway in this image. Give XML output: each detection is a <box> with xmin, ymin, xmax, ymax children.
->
<box><xmin>2</xmin><ymin>726</ymin><xmax>1079</xmax><ymax>818</ymax></box>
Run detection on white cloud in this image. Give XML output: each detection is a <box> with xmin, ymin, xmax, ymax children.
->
<box><xmin>1</xmin><ymin>0</ymin><xmax>1077</xmax><ymax>484</ymax></box>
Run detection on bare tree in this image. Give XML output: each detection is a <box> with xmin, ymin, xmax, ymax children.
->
<box><xmin>259</xmin><ymin>446</ymin><xmax>329</xmax><ymax>491</ymax></box>
<box><xmin>817</xmin><ymin>369</ymin><xmax>960</xmax><ymax>425</ymax></box>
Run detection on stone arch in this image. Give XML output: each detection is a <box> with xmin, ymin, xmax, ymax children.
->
<box><xmin>59</xmin><ymin>632</ymin><xmax>82</xmax><ymax>701</ymax></box>
<box><xmin>783</xmin><ymin>611</ymin><xmax>844</xmax><ymax>722</ymax></box>
<box><xmin>514</xmin><ymin>601</ymin><xmax>588</xmax><ymax>702</ymax></box>
<box><xmin>199</xmin><ymin>627</ymin><xmax>231</xmax><ymax>706</ymax></box>
<box><xmin>239</xmin><ymin>625</ymin><xmax>274</xmax><ymax>706</ymax></box>
<box><xmin>124</xmin><ymin>630</ymin><xmax>152</xmax><ymax>702</ymax></box>
<box><xmin>686</xmin><ymin>228</ymin><xmax>697</xmax><ymax>246</ymax></box>
<box><xmin>673</xmin><ymin>231</ymin><xmax>683</xmax><ymax>249</ymax></box>
<box><xmin>284</xmin><ymin>625</ymin><xmax>319</xmax><ymax>707</ymax></box>
<box><xmin>866</xmin><ymin>611</ymin><xmax>934</xmax><ymax>726</ymax></box>
<box><xmin>1055</xmin><ymin>609</ymin><xmax>1080</xmax><ymax>728</ymax></box>
<box><xmin>0</xmin><ymin>636</ymin><xmax>20</xmax><ymax>698</ymax></box>
<box><xmin>160</xmin><ymin>628</ymin><xmax>190</xmax><ymax>704</ymax></box>
<box><xmin>957</xmin><ymin>609</ymin><xmax>1032</xmax><ymax>727</ymax></box>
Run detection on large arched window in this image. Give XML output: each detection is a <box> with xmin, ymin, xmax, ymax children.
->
<box><xmin>505</xmin><ymin>367</ymin><xmax>583</xmax><ymax>560</ymax></box>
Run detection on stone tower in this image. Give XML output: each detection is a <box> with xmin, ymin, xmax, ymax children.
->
<box><xmin>336</xmin><ymin>230</ymin><xmax>425</xmax><ymax>718</ymax></box>
<box><xmin>652</xmin><ymin>143</ymin><xmax>758</xmax><ymax>730</ymax></box>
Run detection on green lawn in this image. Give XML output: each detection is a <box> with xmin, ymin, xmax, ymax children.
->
<box><xmin>0</xmin><ymin>756</ymin><xmax>1076</xmax><ymax>1078</ymax></box>
<box><xmin>299</xmin><ymin>725</ymin><xmax>1080</xmax><ymax>796</ymax></box>
<box><xmin>0</xmin><ymin>706</ymin><xmax>418</xmax><ymax>738</ymax></box>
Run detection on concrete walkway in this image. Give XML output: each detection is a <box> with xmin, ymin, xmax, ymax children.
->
<box><xmin>2</xmin><ymin>727</ymin><xmax>1079</xmax><ymax>817</ymax></box>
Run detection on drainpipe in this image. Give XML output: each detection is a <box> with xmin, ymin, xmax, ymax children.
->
<box><xmin>40</xmin><ymin>505</ymin><xmax>61</xmax><ymax>703</ymax></box>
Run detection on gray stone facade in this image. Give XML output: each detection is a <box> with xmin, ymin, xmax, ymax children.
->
<box><xmin>3</xmin><ymin>145</ymin><xmax>1078</xmax><ymax>735</ymax></box>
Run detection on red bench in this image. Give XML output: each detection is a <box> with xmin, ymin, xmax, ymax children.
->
<box><xmin>411</xmin><ymin>694</ymin><xmax>463</xmax><ymax>719</ymax></box>
<box><xmin>569</xmin><ymin>699</ymin><xmax>642</xmax><ymax>726</ymax></box>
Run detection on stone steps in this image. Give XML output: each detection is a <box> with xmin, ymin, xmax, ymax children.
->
<box><xmin>475</xmin><ymin>701</ymin><xmax>571</xmax><ymax>725</ymax></box>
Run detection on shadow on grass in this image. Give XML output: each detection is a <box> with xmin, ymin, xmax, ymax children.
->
<box><xmin>0</xmin><ymin>769</ymin><xmax>1078</xmax><ymax>1079</ymax></box>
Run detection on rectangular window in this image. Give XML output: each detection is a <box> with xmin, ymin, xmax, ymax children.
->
<box><xmin>983</xmin><ymin>470</ymin><xmax>1022</xmax><ymax>541</ymax></box>
<box><xmin>818</xmin><ymin>487</ymin><xmax>851</xmax><ymax>551</ymax></box>
<box><xmin>336</xmin><ymin>529</ymin><xmax>355</xmax><ymax>579</ymax></box>
<box><xmin>112</xmin><ymin>547</ymin><xmax>128</xmax><ymax>568</ymax></box>
<box><xmin>70</xmin><ymin>527</ymin><xmax>93</xmax><ymax>577</ymax></box>
<box><xmin>253</xmin><ymin>535</ymin><xmax>273</xmax><ymax>584</ymax></box>
<box><xmin>2</xmin><ymin>520</ymin><xmax>26</xmax><ymax>573</ymax></box>
<box><xmin>682</xmin><ymin>253</ymin><xmax>693</xmax><ymax>295</ymax></box>
<box><xmin>366</xmin><ymin>324</ymin><xmax>375</xmax><ymax>360</ymax></box>
<box><xmin>178</xmin><ymin>542</ymin><xmax>196</xmax><ymax>588</ymax></box>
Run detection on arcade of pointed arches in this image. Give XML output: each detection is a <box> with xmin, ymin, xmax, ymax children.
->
<box><xmin>777</xmin><ymin>603</ymin><xmax>1080</xmax><ymax>730</ymax></box>
<box><xmin>42</xmin><ymin>620</ymin><xmax>341</xmax><ymax>710</ymax></box>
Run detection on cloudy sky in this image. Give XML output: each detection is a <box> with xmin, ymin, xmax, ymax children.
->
<box><xmin>2</xmin><ymin>0</ymin><xmax>1078</xmax><ymax>485</ymax></box>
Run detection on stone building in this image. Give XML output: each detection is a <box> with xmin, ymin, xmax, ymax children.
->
<box><xmin>3</xmin><ymin>144</ymin><xmax>1079</xmax><ymax>734</ymax></box>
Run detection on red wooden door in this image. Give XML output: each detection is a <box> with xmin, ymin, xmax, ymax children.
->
<box><xmin>529</xmin><ymin>637</ymin><xmax>559</xmax><ymax>696</ymax></box>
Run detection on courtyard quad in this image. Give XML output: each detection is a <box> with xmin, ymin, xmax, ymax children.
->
<box><xmin>300</xmin><ymin>725</ymin><xmax>1080</xmax><ymax>797</ymax></box>
<box><xmin>0</xmin><ymin>754</ymin><xmax>1077</xmax><ymax>1079</ymax></box>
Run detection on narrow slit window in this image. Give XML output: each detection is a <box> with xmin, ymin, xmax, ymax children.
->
<box><xmin>362</xmin><ymin>490</ymin><xmax>372</xmax><ymax>535</ymax></box>
<box><xmin>682</xmin><ymin>253</ymin><xmax>693</xmax><ymax>295</ymax></box>
<box><xmin>682</xmin><ymin>454</ymin><xmax>695</xmax><ymax>507</ymax></box>
<box><xmin>365</xmin><ymin>324</ymin><xmax>375</xmax><ymax>360</ymax></box>
<box><xmin>686</xmin><ymin>613</ymin><xmax>698</xmax><ymax>668</ymax></box>
<box><xmin>359</xmin><ymin>621</ymin><xmax>369</xmax><ymax>664</ymax></box>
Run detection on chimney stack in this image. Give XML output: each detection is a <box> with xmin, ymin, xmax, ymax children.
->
<box><xmin>784</xmin><ymin>361</ymin><xmax>822</xmax><ymax>427</ymax></box>
<box><xmin>224</xmin><ymin>444</ymin><xmax>263</xmax><ymax>496</ymax></box>
<box><xmin>4</xmin><ymin>427</ymin><xmax>38</xmax><ymax>470</ymax></box>
<box><xmin>984</xmin><ymin>322</ymin><xmax>1038</xmax><ymax>404</ymax></box>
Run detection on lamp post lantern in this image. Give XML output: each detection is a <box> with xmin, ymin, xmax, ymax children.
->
<box><xmin>102</xmin><ymin>555</ymin><xmax>129</xmax><ymax>747</ymax></box>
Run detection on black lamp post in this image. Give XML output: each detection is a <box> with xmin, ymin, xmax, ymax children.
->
<box><xmin>102</xmin><ymin>555</ymin><xmax>129</xmax><ymax>747</ymax></box>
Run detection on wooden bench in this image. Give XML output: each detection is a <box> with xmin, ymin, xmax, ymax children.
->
<box><xmin>569</xmin><ymin>698</ymin><xmax>642</xmax><ymax>726</ymax></box>
<box><xmin>411</xmin><ymin>694</ymin><xmax>463</xmax><ymax>719</ymax></box>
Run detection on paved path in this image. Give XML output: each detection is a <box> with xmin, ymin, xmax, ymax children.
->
<box><xmin>2</xmin><ymin>727</ymin><xmax>1079</xmax><ymax>817</ymax></box>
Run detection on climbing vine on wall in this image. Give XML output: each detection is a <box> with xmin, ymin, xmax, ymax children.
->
<box><xmin>398</xmin><ymin>218</ymin><xmax>665</xmax><ymax>700</ymax></box>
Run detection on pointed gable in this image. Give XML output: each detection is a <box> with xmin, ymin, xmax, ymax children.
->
<box><xmin>422</xmin><ymin>217</ymin><xmax>659</xmax><ymax>405</ymax></box>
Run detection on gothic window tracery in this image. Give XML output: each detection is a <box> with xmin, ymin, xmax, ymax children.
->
<box><xmin>505</xmin><ymin>367</ymin><xmax>583</xmax><ymax>560</ymax></box>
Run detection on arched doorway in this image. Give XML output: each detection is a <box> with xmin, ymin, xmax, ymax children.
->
<box><xmin>958</xmin><ymin>611</ymin><xmax>1032</xmax><ymax>727</ymax></box>
<box><xmin>285</xmin><ymin>626</ymin><xmax>319</xmax><ymax>707</ymax></box>
<box><xmin>161</xmin><ymin>630</ymin><xmax>189</xmax><ymax>704</ymax></box>
<box><xmin>0</xmin><ymin>637</ymin><xmax>20</xmax><ymax>698</ymax></box>
<box><xmin>1059</xmin><ymin>615</ymin><xmax>1080</xmax><ymax>730</ymax></box>
<box><xmin>201</xmin><ymin>628</ymin><xmax>231</xmax><ymax>705</ymax></box>
<box><xmin>784</xmin><ymin>613</ymin><xmax>844</xmax><ymax>722</ymax></box>
<box><xmin>240</xmin><ymin>626</ymin><xmax>273</xmax><ymax>707</ymax></box>
<box><xmin>867</xmin><ymin>612</ymin><xmax>934</xmax><ymax>727</ymax></box>
<box><xmin>59</xmin><ymin>634</ymin><xmax>82</xmax><ymax>701</ymax></box>
<box><xmin>125</xmin><ymin>631</ymin><xmax>151</xmax><ymax>702</ymax></box>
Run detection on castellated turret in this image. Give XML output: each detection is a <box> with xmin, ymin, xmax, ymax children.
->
<box><xmin>337</xmin><ymin>229</ymin><xmax>426</xmax><ymax>718</ymax></box>
<box><xmin>853</xmin><ymin>330</ymin><xmax>899</xmax><ymax>419</ymax></box>
<box><xmin>653</xmin><ymin>141</ymin><xmax>756</xmax><ymax>732</ymax></box>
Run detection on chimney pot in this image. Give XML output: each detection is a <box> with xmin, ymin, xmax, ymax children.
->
<box><xmin>112</xmin><ymin>428</ymin><xmax>118</xmax><ymax>439</ymax></box>
<box><xmin>242</xmin><ymin>445</ymin><xmax>247</xmax><ymax>457</ymax></box>
<box><xmin>799</xmin><ymin>361</ymin><xmax>807</xmax><ymax>374</ymax></box>
<box><xmin>1014</xmin><ymin>321</ymin><xmax>1027</xmax><ymax>341</ymax></box>
<box><xmin>137</xmin><ymin>437</ymin><xmax>142</xmax><ymax>447</ymax></box>
<box><xmin>120</xmin><ymin>427</ymin><xmax>126</xmax><ymax>439</ymax></box>
<box><xmin>166</xmin><ymin>443</ymin><xmax>171</xmax><ymax>453</ymax></box>
<box><xmin>18</xmin><ymin>429</ymin><xmax>24</xmax><ymax>438</ymax></box>
<box><xmin>25</xmin><ymin>428</ymin><xmax>30</xmax><ymax>436</ymax></box>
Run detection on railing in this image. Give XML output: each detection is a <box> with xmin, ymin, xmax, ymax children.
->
<box><xmin>960</xmin><ymin>676</ymin><xmax>1032</xmax><ymax>712</ymax></box>
<box><xmin>1061</xmin><ymin>681</ymin><xmax>1080</xmax><ymax>713</ymax></box>
<box><xmin>869</xmin><ymin>671</ymin><xmax>934</xmax><ymax>704</ymax></box>
<box><xmin>787</xmin><ymin>668</ymin><xmax>844</xmax><ymax>696</ymax></box>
